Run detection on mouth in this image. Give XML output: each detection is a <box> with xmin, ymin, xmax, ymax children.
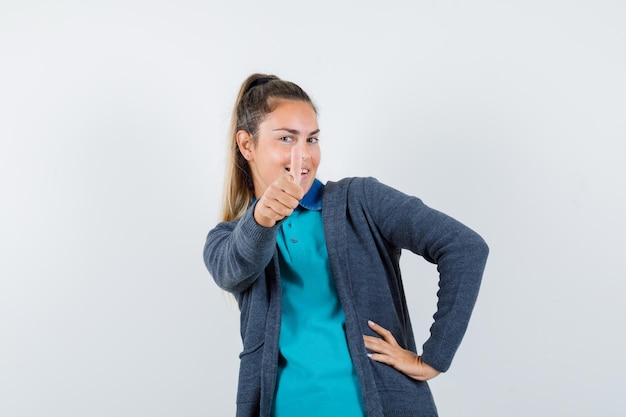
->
<box><xmin>286</xmin><ymin>168</ymin><xmax>310</xmax><ymax>175</ymax></box>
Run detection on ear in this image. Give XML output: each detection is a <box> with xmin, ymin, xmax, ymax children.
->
<box><xmin>236</xmin><ymin>130</ymin><xmax>255</xmax><ymax>161</ymax></box>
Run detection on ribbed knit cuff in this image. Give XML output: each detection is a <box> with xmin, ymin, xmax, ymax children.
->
<box><xmin>238</xmin><ymin>200</ymin><xmax>281</xmax><ymax>244</ymax></box>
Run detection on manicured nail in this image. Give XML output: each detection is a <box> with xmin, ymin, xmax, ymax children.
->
<box><xmin>368</xmin><ymin>320</ymin><xmax>376</xmax><ymax>326</ymax></box>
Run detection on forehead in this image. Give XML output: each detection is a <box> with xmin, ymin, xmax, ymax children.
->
<box><xmin>261</xmin><ymin>100</ymin><xmax>318</xmax><ymax>129</ymax></box>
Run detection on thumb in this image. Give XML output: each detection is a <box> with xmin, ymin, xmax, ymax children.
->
<box><xmin>290</xmin><ymin>147</ymin><xmax>302</xmax><ymax>186</ymax></box>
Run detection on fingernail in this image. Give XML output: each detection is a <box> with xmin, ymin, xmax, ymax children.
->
<box><xmin>367</xmin><ymin>353</ymin><xmax>373</xmax><ymax>358</ymax></box>
<box><xmin>368</xmin><ymin>320</ymin><xmax>376</xmax><ymax>326</ymax></box>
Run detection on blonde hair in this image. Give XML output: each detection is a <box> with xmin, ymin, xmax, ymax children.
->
<box><xmin>220</xmin><ymin>74</ymin><xmax>317</xmax><ymax>221</ymax></box>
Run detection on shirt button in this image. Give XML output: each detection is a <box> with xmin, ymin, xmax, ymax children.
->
<box><xmin>290</xmin><ymin>238</ymin><xmax>298</xmax><ymax>243</ymax></box>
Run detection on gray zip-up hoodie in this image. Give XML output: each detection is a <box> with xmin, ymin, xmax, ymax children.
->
<box><xmin>204</xmin><ymin>177</ymin><xmax>489</xmax><ymax>417</ymax></box>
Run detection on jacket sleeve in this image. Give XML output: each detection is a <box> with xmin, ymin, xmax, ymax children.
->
<box><xmin>359</xmin><ymin>177</ymin><xmax>489</xmax><ymax>372</ymax></box>
<box><xmin>203</xmin><ymin>202</ymin><xmax>280</xmax><ymax>294</ymax></box>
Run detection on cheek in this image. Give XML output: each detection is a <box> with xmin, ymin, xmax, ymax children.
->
<box><xmin>279</xmin><ymin>152</ymin><xmax>292</xmax><ymax>168</ymax></box>
<box><xmin>313</xmin><ymin>149</ymin><xmax>322</xmax><ymax>166</ymax></box>
<box><xmin>263</xmin><ymin>148</ymin><xmax>287</xmax><ymax>166</ymax></box>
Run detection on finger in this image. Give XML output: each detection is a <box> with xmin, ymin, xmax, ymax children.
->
<box><xmin>363</xmin><ymin>335</ymin><xmax>387</xmax><ymax>352</ymax></box>
<box><xmin>259</xmin><ymin>195</ymin><xmax>298</xmax><ymax>218</ymax></box>
<box><xmin>368</xmin><ymin>320</ymin><xmax>398</xmax><ymax>346</ymax></box>
<box><xmin>264</xmin><ymin>179</ymin><xmax>303</xmax><ymax>208</ymax></box>
<box><xmin>290</xmin><ymin>146</ymin><xmax>302</xmax><ymax>186</ymax></box>
<box><xmin>367</xmin><ymin>353</ymin><xmax>395</xmax><ymax>366</ymax></box>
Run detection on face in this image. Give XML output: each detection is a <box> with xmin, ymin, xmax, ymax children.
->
<box><xmin>238</xmin><ymin>100</ymin><xmax>321</xmax><ymax>198</ymax></box>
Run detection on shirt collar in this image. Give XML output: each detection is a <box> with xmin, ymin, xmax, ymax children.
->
<box><xmin>298</xmin><ymin>178</ymin><xmax>324</xmax><ymax>211</ymax></box>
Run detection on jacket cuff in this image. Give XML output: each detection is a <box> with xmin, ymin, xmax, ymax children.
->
<box><xmin>238</xmin><ymin>200</ymin><xmax>282</xmax><ymax>244</ymax></box>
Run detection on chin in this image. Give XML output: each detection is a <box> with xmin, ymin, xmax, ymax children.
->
<box><xmin>301</xmin><ymin>178</ymin><xmax>314</xmax><ymax>194</ymax></box>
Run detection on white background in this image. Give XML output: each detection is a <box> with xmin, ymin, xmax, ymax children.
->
<box><xmin>1</xmin><ymin>1</ymin><xmax>625</xmax><ymax>416</ymax></box>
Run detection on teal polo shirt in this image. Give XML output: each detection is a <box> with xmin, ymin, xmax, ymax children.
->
<box><xmin>271</xmin><ymin>179</ymin><xmax>364</xmax><ymax>417</ymax></box>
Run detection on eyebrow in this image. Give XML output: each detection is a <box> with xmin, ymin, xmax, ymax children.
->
<box><xmin>272</xmin><ymin>128</ymin><xmax>320</xmax><ymax>136</ymax></box>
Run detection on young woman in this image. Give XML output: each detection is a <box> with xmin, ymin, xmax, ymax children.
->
<box><xmin>203</xmin><ymin>74</ymin><xmax>489</xmax><ymax>417</ymax></box>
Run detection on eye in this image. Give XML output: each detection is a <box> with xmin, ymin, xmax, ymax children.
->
<box><xmin>279</xmin><ymin>136</ymin><xmax>294</xmax><ymax>142</ymax></box>
<box><xmin>307</xmin><ymin>137</ymin><xmax>319</xmax><ymax>144</ymax></box>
